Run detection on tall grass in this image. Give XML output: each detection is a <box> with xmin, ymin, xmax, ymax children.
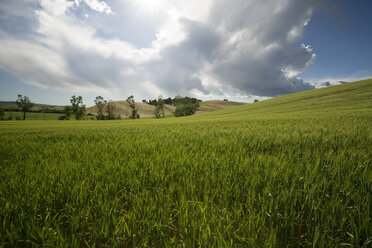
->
<box><xmin>0</xmin><ymin>79</ymin><xmax>371</xmax><ymax>247</ymax></box>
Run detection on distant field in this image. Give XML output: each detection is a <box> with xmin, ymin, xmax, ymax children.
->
<box><xmin>3</xmin><ymin>111</ymin><xmax>62</xmax><ymax>120</ymax></box>
<box><xmin>1</xmin><ymin>99</ymin><xmax>245</xmax><ymax>120</ymax></box>
<box><xmin>0</xmin><ymin>102</ymin><xmax>65</xmax><ymax>112</ymax></box>
<box><xmin>86</xmin><ymin>101</ymin><xmax>176</xmax><ymax>118</ymax></box>
<box><xmin>195</xmin><ymin>100</ymin><xmax>246</xmax><ymax>114</ymax></box>
<box><xmin>86</xmin><ymin>100</ymin><xmax>244</xmax><ymax>118</ymax></box>
<box><xmin>0</xmin><ymin>79</ymin><xmax>371</xmax><ymax>247</ymax></box>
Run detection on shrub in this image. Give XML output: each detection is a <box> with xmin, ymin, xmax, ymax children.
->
<box><xmin>175</xmin><ymin>104</ymin><xmax>198</xmax><ymax>117</ymax></box>
<box><xmin>0</xmin><ymin>107</ymin><xmax>4</xmax><ymax>120</ymax></box>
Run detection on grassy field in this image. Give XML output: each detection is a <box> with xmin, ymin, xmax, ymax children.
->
<box><xmin>3</xmin><ymin>111</ymin><xmax>63</xmax><ymax>120</ymax></box>
<box><xmin>0</xmin><ymin>79</ymin><xmax>371</xmax><ymax>247</ymax></box>
<box><xmin>0</xmin><ymin>103</ymin><xmax>65</xmax><ymax>113</ymax></box>
<box><xmin>195</xmin><ymin>100</ymin><xmax>246</xmax><ymax>115</ymax></box>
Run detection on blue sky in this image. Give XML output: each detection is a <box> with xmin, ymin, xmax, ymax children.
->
<box><xmin>299</xmin><ymin>0</ymin><xmax>372</xmax><ymax>83</ymax></box>
<box><xmin>0</xmin><ymin>0</ymin><xmax>371</xmax><ymax>105</ymax></box>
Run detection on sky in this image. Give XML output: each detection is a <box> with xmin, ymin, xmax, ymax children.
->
<box><xmin>0</xmin><ymin>0</ymin><xmax>371</xmax><ymax>105</ymax></box>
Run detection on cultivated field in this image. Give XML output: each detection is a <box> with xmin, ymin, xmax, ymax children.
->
<box><xmin>86</xmin><ymin>101</ymin><xmax>176</xmax><ymax>118</ymax></box>
<box><xmin>0</xmin><ymin>79</ymin><xmax>371</xmax><ymax>247</ymax></box>
<box><xmin>3</xmin><ymin>112</ymin><xmax>62</xmax><ymax>120</ymax></box>
<box><xmin>195</xmin><ymin>100</ymin><xmax>246</xmax><ymax>115</ymax></box>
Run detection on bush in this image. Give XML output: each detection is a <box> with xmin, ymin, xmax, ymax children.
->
<box><xmin>0</xmin><ymin>107</ymin><xmax>4</xmax><ymax>120</ymax></box>
<box><xmin>58</xmin><ymin>115</ymin><xmax>67</xmax><ymax>120</ymax></box>
<box><xmin>175</xmin><ymin>104</ymin><xmax>198</xmax><ymax>117</ymax></box>
<box><xmin>15</xmin><ymin>116</ymin><xmax>22</xmax><ymax>120</ymax></box>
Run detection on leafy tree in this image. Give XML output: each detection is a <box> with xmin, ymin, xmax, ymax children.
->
<box><xmin>154</xmin><ymin>95</ymin><xmax>165</xmax><ymax>118</ymax></box>
<box><xmin>106</xmin><ymin>100</ymin><xmax>116</xmax><ymax>120</ymax></box>
<box><xmin>70</xmin><ymin>95</ymin><xmax>85</xmax><ymax>120</ymax></box>
<box><xmin>174</xmin><ymin>104</ymin><xmax>198</xmax><ymax>117</ymax></box>
<box><xmin>94</xmin><ymin>96</ymin><xmax>107</xmax><ymax>120</ymax></box>
<box><xmin>63</xmin><ymin>106</ymin><xmax>73</xmax><ymax>120</ymax></box>
<box><xmin>0</xmin><ymin>107</ymin><xmax>4</xmax><ymax>120</ymax></box>
<box><xmin>254</xmin><ymin>99</ymin><xmax>259</xmax><ymax>103</ymax></box>
<box><xmin>126</xmin><ymin>95</ymin><xmax>140</xmax><ymax>119</ymax></box>
<box><xmin>16</xmin><ymin>94</ymin><xmax>34</xmax><ymax>120</ymax></box>
<box><xmin>164</xmin><ymin>97</ymin><xmax>172</xmax><ymax>105</ymax></box>
<box><xmin>173</xmin><ymin>95</ymin><xmax>182</xmax><ymax>106</ymax></box>
<box><xmin>173</xmin><ymin>95</ymin><xmax>200</xmax><ymax>117</ymax></box>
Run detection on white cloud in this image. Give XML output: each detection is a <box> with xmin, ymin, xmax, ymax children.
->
<box><xmin>306</xmin><ymin>72</ymin><xmax>372</xmax><ymax>88</ymax></box>
<box><xmin>0</xmin><ymin>0</ymin><xmax>323</xmax><ymax>100</ymax></box>
<box><xmin>39</xmin><ymin>0</ymin><xmax>74</xmax><ymax>16</ymax></box>
<box><xmin>80</xmin><ymin>0</ymin><xmax>114</xmax><ymax>14</ymax></box>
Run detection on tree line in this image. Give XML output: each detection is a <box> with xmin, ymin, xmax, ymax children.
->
<box><xmin>147</xmin><ymin>95</ymin><xmax>201</xmax><ymax>118</ymax></box>
<box><xmin>0</xmin><ymin>94</ymin><xmax>202</xmax><ymax>121</ymax></box>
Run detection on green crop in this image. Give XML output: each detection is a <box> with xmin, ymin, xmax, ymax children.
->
<box><xmin>3</xmin><ymin>112</ymin><xmax>63</xmax><ymax>120</ymax></box>
<box><xmin>0</xmin><ymin>79</ymin><xmax>371</xmax><ymax>247</ymax></box>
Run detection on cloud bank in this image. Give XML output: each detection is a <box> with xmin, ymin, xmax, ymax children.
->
<box><xmin>0</xmin><ymin>0</ymin><xmax>318</xmax><ymax>100</ymax></box>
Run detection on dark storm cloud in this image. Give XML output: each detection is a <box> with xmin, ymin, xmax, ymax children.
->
<box><xmin>146</xmin><ymin>19</ymin><xmax>222</xmax><ymax>96</ymax></box>
<box><xmin>204</xmin><ymin>0</ymin><xmax>316</xmax><ymax>96</ymax></box>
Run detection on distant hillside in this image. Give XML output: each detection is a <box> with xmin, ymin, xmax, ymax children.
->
<box><xmin>0</xmin><ymin>101</ymin><xmax>61</xmax><ymax>107</ymax></box>
<box><xmin>0</xmin><ymin>101</ymin><xmax>65</xmax><ymax>112</ymax></box>
<box><xmin>195</xmin><ymin>100</ymin><xmax>246</xmax><ymax>114</ymax></box>
<box><xmin>196</xmin><ymin>79</ymin><xmax>372</xmax><ymax>119</ymax></box>
<box><xmin>86</xmin><ymin>100</ymin><xmax>246</xmax><ymax>118</ymax></box>
<box><xmin>86</xmin><ymin>101</ymin><xmax>176</xmax><ymax>118</ymax></box>
<box><xmin>0</xmin><ymin>101</ymin><xmax>15</xmax><ymax>105</ymax></box>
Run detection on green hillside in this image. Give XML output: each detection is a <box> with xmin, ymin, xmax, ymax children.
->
<box><xmin>2</xmin><ymin>111</ymin><xmax>63</xmax><ymax>120</ymax></box>
<box><xmin>198</xmin><ymin>78</ymin><xmax>372</xmax><ymax>118</ymax></box>
<box><xmin>195</xmin><ymin>100</ymin><xmax>246</xmax><ymax>114</ymax></box>
<box><xmin>0</xmin><ymin>79</ymin><xmax>371</xmax><ymax>247</ymax></box>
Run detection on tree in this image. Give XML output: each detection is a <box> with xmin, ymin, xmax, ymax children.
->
<box><xmin>126</xmin><ymin>95</ymin><xmax>140</xmax><ymax>119</ymax></box>
<box><xmin>70</xmin><ymin>95</ymin><xmax>85</xmax><ymax>120</ymax></box>
<box><xmin>254</xmin><ymin>99</ymin><xmax>259</xmax><ymax>103</ymax></box>
<box><xmin>164</xmin><ymin>97</ymin><xmax>172</xmax><ymax>105</ymax></box>
<box><xmin>16</xmin><ymin>94</ymin><xmax>34</xmax><ymax>120</ymax></box>
<box><xmin>174</xmin><ymin>104</ymin><xmax>197</xmax><ymax>117</ymax></box>
<box><xmin>0</xmin><ymin>107</ymin><xmax>4</xmax><ymax>120</ymax></box>
<box><xmin>173</xmin><ymin>95</ymin><xmax>182</xmax><ymax>106</ymax></box>
<box><xmin>154</xmin><ymin>95</ymin><xmax>165</xmax><ymax>118</ymax></box>
<box><xmin>63</xmin><ymin>106</ymin><xmax>73</xmax><ymax>120</ymax></box>
<box><xmin>94</xmin><ymin>96</ymin><xmax>107</xmax><ymax>120</ymax></box>
<box><xmin>106</xmin><ymin>100</ymin><xmax>116</xmax><ymax>120</ymax></box>
<box><xmin>173</xmin><ymin>95</ymin><xmax>200</xmax><ymax>117</ymax></box>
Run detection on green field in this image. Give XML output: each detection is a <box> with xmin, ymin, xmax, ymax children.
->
<box><xmin>3</xmin><ymin>111</ymin><xmax>63</xmax><ymax>120</ymax></box>
<box><xmin>0</xmin><ymin>79</ymin><xmax>371</xmax><ymax>247</ymax></box>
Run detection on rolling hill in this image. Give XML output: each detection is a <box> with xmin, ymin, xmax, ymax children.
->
<box><xmin>195</xmin><ymin>100</ymin><xmax>246</xmax><ymax>114</ymax></box>
<box><xmin>195</xmin><ymin>78</ymin><xmax>372</xmax><ymax>119</ymax></box>
<box><xmin>86</xmin><ymin>101</ymin><xmax>176</xmax><ymax>118</ymax></box>
<box><xmin>86</xmin><ymin>100</ymin><xmax>246</xmax><ymax>118</ymax></box>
